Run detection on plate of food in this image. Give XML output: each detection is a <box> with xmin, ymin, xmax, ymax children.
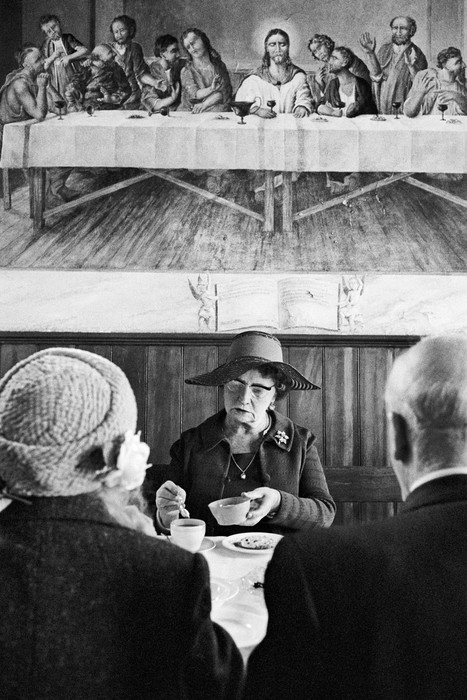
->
<box><xmin>222</xmin><ymin>532</ymin><xmax>282</xmax><ymax>554</ymax></box>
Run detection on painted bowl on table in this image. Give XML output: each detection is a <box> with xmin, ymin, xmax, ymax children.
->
<box><xmin>208</xmin><ymin>496</ymin><xmax>251</xmax><ymax>526</ymax></box>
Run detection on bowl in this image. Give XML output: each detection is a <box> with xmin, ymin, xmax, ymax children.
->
<box><xmin>208</xmin><ymin>496</ymin><xmax>251</xmax><ymax>526</ymax></box>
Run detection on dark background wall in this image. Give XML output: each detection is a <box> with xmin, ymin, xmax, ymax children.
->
<box><xmin>0</xmin><ymin>0</ymin><xmax>22</xmax><ymax>85</ymax></box>
<box><xmin>14</xmin><ymin>0</ymin><xmax>466</xmax><ymax>74</ymax></box>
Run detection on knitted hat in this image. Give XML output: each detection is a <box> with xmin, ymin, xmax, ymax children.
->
<box><xmin>185</xmin><ymin>331</ymin><xmax>319</xmax><ymax>390</ymax></box>
<box><xmin>0</xmin><ymin>348</ymin><xmax>137</xmax><ymax>497</ymax></box>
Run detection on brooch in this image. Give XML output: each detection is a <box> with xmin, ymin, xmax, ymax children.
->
<box><xmin>274</xmin><ymin>430</ymin><xmax>289</xmax><ymax>445</ymax></box>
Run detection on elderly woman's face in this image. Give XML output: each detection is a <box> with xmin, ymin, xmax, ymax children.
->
<box><xmin>224</xmin><ymin>369</ymin><xmax>276</xmax><ymax>426</ymax></box>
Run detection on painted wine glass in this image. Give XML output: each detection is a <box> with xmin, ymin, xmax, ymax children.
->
<box><xmin>55</xmin><ymin>99</ymin><xmax>66</xmax><ymax>120</ymax></box>
<box><xmin>392</xmin><ymin>100</ymin><xmax>401</xmax><ymax>119</ymax></box>
<box><xmin>266</xmin><ymin>99</ymin><xmax>276</xmax><ymax>113</ymax></box>
<box><xmin>438</xmin><ymin>103</ymin><xmax>448</xmax><ymax>121</ymax></box>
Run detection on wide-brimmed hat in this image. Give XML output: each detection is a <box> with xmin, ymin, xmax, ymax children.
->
<box><xmin>0</xmin><ymin>348</ymin><xmax>137</xmax><ymax>497</ymax></box>
<box><xmin>185</xmin><ymin>331</ymin><xmax>319</xmax><ymax>390</ymax></box>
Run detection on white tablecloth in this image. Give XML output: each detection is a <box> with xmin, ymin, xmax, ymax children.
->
<box><xmin>2</xmin><ymin>112</ymin><xmax>466</xmax><ymax>172</ymax></box>
<box><xmin>203</xmin><ymin>536</ymin><xmax>272</xmax><ymax>660</ymax></box>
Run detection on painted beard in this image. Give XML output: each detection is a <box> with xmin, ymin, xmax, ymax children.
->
<box><xmin>271</xmin><ymin>53</ymin><xmax>288</xmax><ymax>64</ymax></box>
<box><xmin>392</xmin><ymin>35</ymin><xmax>410</xmax><ymax>46</ymax></box>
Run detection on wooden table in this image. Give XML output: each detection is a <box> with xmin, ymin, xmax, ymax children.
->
<box><xmin>2</xmin><ymin>112</ymin><xmax>466</xmax><ymax>233</ymax></box>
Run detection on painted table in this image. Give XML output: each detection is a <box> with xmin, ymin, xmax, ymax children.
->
<box><xmin>2</xmin><ymin>112</ymin><xmax>466</xmax><ymax>232</ymax></box>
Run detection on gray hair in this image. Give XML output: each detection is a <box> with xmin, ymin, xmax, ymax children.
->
<box><xmin>385</xmin><ymin>336</ymin><xmax>467</xmax><ymax>472</ymax></box>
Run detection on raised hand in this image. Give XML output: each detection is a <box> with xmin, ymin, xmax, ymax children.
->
<box><xmin>316</xmin><ymin>66</ymin><xmax>328</xmax><ymax>87</ymax></box>
<box><xmin>417</xmin><ymin>72</ymin><xmax>435</xmax><ymax>94</ymax></box>
<box><xmin>360</xmin><ymin>32</ymin><xmax>376</xmax><ymax>53</ymax></box>
<box><xmin>211</xmin><ymin>74</ymin><xmax>222</xmax><ymax>91</ymax></box>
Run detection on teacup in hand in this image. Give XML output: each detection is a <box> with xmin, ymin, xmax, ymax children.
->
<box><xmin>170</xmin><ymin>518</ymin><xmax>206</xmax><ymax>552</ymax></box>
<box><xmin>208</xmin><ymin>496</ymin><xmax>251</xmax><ymax>526</ymax></box>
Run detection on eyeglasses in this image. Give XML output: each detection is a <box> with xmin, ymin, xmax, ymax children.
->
<box><xmin>225</xmin><ymin>379</ymin><xmax>275</xmax><ymax>400</ymax></box>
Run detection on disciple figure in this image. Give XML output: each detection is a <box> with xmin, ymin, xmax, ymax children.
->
<box><xmin>359</xmin><ymin>16</ymin><xmax>427</xmax><ymax>114</ymax></box>
<box><xmin>40</xmin><ymin>14</ymin><xmax>88</xmax><ymax>96</ymax></box>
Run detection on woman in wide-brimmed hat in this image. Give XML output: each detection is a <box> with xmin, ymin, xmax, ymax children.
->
<box><xmin>155</xmin><ymin>331</ymin><xmax>335</xmax><ymax>536</ymax></box>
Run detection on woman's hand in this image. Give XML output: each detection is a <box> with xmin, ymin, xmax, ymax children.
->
<box><xmin>240</xmin><ymin>487</ymin><xmax>281</xmax><ymax>526</ymax></box>
<box><xmin>155</xmin><ymin>480</ymin><xmax>187</xmax><ymax>529</ymax></box>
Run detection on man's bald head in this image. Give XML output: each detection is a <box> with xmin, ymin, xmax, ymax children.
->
<box><xmin>91</xmin><ymin>44</ymin><xmax>114</xmax><ymax>64</ymax></box>
<box><xmin>385</xmin><ymin>336</ymin><xmax>467</xmax><ymax>487</ymax></box>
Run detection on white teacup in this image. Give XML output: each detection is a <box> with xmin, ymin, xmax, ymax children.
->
<box><xmin>170</xmin><ymin>518</ymin><xmax>206</xmax><ymax>552</ymax></box>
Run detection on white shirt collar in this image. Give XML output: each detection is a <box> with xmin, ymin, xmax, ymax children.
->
<box><xmin>410</xmin><ymin>466</ymin><xmax>467</xmax><ymax>493</ymax></box>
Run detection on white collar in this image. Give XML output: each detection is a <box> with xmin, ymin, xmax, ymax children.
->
<box><xmin>410</xmin><ymin>466</ymin><xmax>467</xmax><ymax>493</ymax></box>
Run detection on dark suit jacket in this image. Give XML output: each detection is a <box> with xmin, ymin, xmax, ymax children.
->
<box><xmin>0</xmin><ymin>494</ymin><xmax>243</xmax><ymax>700</ymax></box>
<box><xmin>245</xmin><ymin>474</ymin><xmax>467</xmax><ymax>700</ymax></box>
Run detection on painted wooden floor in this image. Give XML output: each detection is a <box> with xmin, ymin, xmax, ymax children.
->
<box><xmin>1</xmin><ymin>169</ymin><xmax>466</xmax><ymax>272</ymax></box>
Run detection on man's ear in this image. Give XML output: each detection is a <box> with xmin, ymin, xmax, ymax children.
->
<box><xmin>391</xmin><ymin>412</ymin><xmax>411</xmax><ymax>464</ymax></box>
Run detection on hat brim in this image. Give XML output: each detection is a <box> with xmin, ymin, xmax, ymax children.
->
<box><xmin>185</xmin><ymin>356</ymin><xmax>319</xmax><ymax>390</ymax></box>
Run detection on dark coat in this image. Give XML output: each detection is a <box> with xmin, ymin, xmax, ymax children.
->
<box><xmin>245</xmin><ymin>474</ymin><xmax>467</xmax><ymax>700</ymax></box>
<box><xmin>154</xmin><ymin>410</ymin><xmax>335</xmax><ymax>536</ymax></box>
<box><xmin>320</xmin><ymin>74</ymin><xmax>378</xmax><ymax>116</ymax></box>
<box><xmin>0</xmin><ymin>494</ymin><xmax>243</xmax><ymax>700</ymax></box>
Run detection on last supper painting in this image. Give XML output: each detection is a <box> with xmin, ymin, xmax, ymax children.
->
<box><xmin>0</xmin><ymin>0</ymin><xmax>466</xmax><ymax>272</ymax></box>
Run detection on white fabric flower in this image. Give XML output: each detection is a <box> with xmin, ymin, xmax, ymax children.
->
<box><xmin>115</xmin><ymin>430</ymin><xmax>151</xmax><ymax>491</ymax></box>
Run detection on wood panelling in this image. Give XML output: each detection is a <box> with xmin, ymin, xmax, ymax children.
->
<box><xmin>325</xmin><ymin>347</ymin><xmax>359</xmax><ymax>466</ymax></box>
<box><xmin>146</xmin><ymin>345</ymin><xmax>182</xmax><ymax>465</ymax></box>
<box><xmin>0</xmin><ymin>333</ymin><xmax>416</xmax><ymax>524</ymax></box>
<box><xmin>112</xmin><ymin>345</ymin><xmax>147</xmax><ymax>433</ymax></box>
<box><xmin>182</xmin><ymin>345</ymin><xmax>219</xmax><ymax>431</ymax></box>
<box><xmin>288</xmin><ymin>346</ymin><xmax>324</xmax><ymax>457</ymax></box>
<box><xmin>359</xmin><ymin>347</ymin><xmax>393</xmax><ymax>468</ymax></box>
